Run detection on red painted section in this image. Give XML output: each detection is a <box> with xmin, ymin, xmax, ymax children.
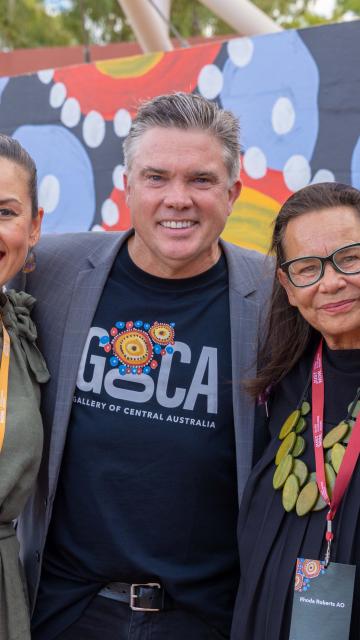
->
<box><xmin>0</xmin><ymin>37</ymin><xmax>229</xmax><ymax>78</ymax></box>
<box><xmin>53</xmin><ymin>43</ymin><xmax>222</xmax><ymax>119</ymax></box>
<box><xmin>241</xmin><ymin>166</ymin><xmax>293</xmax><ymax>204</ymax></box>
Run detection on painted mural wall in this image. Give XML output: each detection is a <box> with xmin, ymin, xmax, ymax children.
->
<box><xmin>0</xmin><ymin>20</ymin><xmax>360</xmax><ymax>254</ymax></box>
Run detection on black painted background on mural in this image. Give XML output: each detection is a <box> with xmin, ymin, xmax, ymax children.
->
<box><xmin>0</xmin><ymin>74</ymin><xmax>124</xmax><ymax>227</ymax></box>
<box><xmin>300</xmin><ymin>21</ymin><xmax>360</xmax><ymax>184</ymax></box>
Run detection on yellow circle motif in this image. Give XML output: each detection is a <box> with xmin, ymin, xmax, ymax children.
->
<box><xmin>149</xmin><ymin>322</ymin><xmax>174</xmax><ymax>345</ymax></box>
<box><xmin>302</xmin><ymin>559</ymin><xmax>321</xmax><ymax>579</ymax></box>
<box><xmin>112</xmin><ymin>330</ymin><xmax>153</xmax><ymax>366</ymax></box>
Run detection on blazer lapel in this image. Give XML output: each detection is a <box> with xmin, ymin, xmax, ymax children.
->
<box><xmin>229</xmin><ymin>288</ymin><xmax>260</xmax><ymax>503</ymax></box>
<box><xmin>47</xmin><ymin>232</ymin><xmax>131</xmax><ymax>497</ymax></box>
<box><xmin>222</xmin><ymin>241</ymin><xmax>262</xmax><ymax>504</ymax></box>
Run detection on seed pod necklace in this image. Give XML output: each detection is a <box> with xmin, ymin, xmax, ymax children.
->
<box><xmin>273</xmin><ymin>373</ymin><xmax>360</xmax><ymax>516</ymax></box>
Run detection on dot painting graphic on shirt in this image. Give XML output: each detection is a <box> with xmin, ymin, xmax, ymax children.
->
<box><xmin>77</xmin><ymin>327</ymin><xmax>219</xmax><ymax>424</ymax></box>
<box><xmin>99</xmin><ymin>319</ymin><xmax>175</xmax><ymax>376</ymax></box>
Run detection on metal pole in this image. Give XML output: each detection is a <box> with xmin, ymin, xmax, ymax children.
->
<box><xmin>79</xmin><ymin>0</ymin><xmax>91</xmax><ymax>63</ymax></box>
<box><xmin>199</xmin><ymin>0</ymin><xmax>282</xmax><ymax>35</ymax></box>
<box><xmin>147</xmin><ymin>0</ymin><xmax>189</xmax><ymax>47</ymax></box>
<box><xmin>117</xmin><ymin>0</ymin><xmax>174</xmax><ymax>52</ymax></box>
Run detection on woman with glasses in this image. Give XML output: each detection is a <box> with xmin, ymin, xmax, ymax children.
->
<box><xmin>232</xmin><ymin>182</ymin><xmax>360</xmax><ymax>640</ymax></box>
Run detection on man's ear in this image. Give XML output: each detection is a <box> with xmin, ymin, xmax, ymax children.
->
<box><xmin>227</xmin><ymin>179</ymin><xmax>242</xmax><ymax>217</ymax></box>
<box><xmin>277</xmin><ymin>267</ymin><xmax>297</xmax><ymax>306</ymax></box>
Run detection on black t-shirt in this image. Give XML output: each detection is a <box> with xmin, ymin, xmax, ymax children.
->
<box><xmin>33</xmin><ymin>244</ymin><xmax>239</xmax><ymax>639</ymax></box>
<box><xmin>233</xmin><ymin>341</ymin><xmax>360</xmax><ymax>640</ymax></box>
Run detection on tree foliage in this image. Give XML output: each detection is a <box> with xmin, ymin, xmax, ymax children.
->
<box><xmin>170</xmin><ymin>0</ymin><xmax>337</xmax><ymax>35</ymax></box>
<box><xmin>171</xmin><ymin>0</ymin><xmax>233</xmax><ymax>38</ymax></box>
<box><xmin>336</xmin><ymin>0</ymin><xmax>360</xmax><ymax>18</ymax></box>
<box><xmin>59</xmin><ymin>0</ymin><xmax>132</xmax><ymax>45</ymax></box>
<box><xmin>0</xmin><ymin>0</ymin><xmax>73</xmax><ymax>48</ymax></box>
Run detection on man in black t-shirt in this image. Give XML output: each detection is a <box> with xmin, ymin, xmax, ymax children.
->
<box><xmin>15</xmin><ymin>92</ymin><xmax>272</xmax><ymax>639</ymax></box>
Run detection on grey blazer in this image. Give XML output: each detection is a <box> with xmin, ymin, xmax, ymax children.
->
<box><xmin>14</xmin><ymin>230</ymin><xmax>273</xmax><ymax>610</ymax></box>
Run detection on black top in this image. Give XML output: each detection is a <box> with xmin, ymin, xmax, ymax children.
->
<box><xmin>232</xmin><ymin>342</ymin><xmax>360</xmax><ymax>639</ymax></box>
<box><xmin>33</xmin><ymin>245</ymin><xmax>239</xmax><ymax>639</ymax></box>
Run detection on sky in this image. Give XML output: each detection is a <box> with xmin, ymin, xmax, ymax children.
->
<box><xmin>45</xmin><ymin>0</ymin><xmax>336</xmax><ymax>25</ymax></box>
<box><xmin>311</xmin><ymin>0</ymin><xmax>336</xmax><ymax>17</ymax></box>
<box><xmin>44</xmin><ymin>0</ymin><xmax>338</xmax><ymax>21</ymax></box>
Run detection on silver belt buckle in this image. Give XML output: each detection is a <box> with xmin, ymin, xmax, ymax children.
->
<box><xmin>130</xmin><ymin>582</ymin><xmax>162</xmax><ymax>612</ymax></box>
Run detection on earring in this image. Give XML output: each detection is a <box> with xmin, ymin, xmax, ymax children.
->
<box><xmin>22</xmin><ymin>249</ymin><xmax>36</xmax><ymax>273</ymax></box>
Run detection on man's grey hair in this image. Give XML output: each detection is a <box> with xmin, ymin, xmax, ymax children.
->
<box><xmin>123</xmin><ymin>92</ymin><xmax>240</xmax><ymax>184</ymax></box>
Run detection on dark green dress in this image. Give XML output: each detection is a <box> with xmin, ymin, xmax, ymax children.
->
<box><xmin>0</xmin><ymin>290</ymin><xmax>49</xmax><ymax>640</ymax></box>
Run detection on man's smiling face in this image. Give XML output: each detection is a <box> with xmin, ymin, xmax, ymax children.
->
<box><xmin>125</xmin><ymin>126</ymin><xmax>241</xmax><ymax>279</ymax></box>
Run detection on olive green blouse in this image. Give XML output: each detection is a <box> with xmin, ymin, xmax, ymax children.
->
<box><xmin>0</xmin><ymin>290</ymin><xmax>49</xmax><ymax>640</ymax></box>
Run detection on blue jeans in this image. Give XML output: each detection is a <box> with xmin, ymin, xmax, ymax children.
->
<box><xmin>55</xmin><ymin>595</ymin><xmax>228</xmax><ymax>640</ymax></box>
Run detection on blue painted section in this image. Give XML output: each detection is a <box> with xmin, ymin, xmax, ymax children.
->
<box><xmin>0</xmin><ymin>78</ymin><xmax>9</xmax><ymax>102</ymax></box>
<box><xmin>351</xmin><ymin>136</ymin><xmax>360</xmax><ymax>188</ymax></box>
<box><xmin>13</xmin><ymin>124</ymin><xmax>95</xmax><ymax>232</ymax></box>
<box><xmin>221</xmin><ymin>31</ymin><xmax>320</xmax><ymax>171</ymax></box>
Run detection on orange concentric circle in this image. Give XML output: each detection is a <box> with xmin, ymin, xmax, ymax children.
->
<box><xmin>302</xmin><ymin>559</ymin><xmax>321</xmax><ymax>579</ymax></box>
<box><xmin>112</xmin><ymin>329</ymin><xmax>153</xmax><ymax>366</ymax></box>
<box><xmin>149</xmin><ymin>322</ymin><xmax>174</xmax><ymax>345</ymax></box>
<box><xmin>294</xmin><ymin>573</ymin><xmax>304</xmax><ymax>591</ymax></box>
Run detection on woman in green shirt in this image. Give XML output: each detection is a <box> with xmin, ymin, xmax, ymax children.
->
<box><xmin>0</xmin><ymin>134</ymin><xmax>49</xmax><ymax>639</ymax></box>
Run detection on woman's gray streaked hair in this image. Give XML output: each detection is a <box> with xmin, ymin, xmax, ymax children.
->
<box><xmin>123</xmin><ymin>92</ymin><xmax>241</xmax><ymax>184</ymax></box>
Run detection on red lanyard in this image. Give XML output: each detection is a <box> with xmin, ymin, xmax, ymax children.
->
<box><xmin>312</xmin><ymin>339</ymin><xmax>360</xmax><ymax>565</ymax></box>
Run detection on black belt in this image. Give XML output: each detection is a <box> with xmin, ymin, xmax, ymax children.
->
<box><xmin>98</xmin><ymin>582</ymin><xmax>167</xmax><ymax>612</ymax></box>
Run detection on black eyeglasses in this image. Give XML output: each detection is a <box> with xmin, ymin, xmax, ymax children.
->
<box><xmin>281</xmin><ymin>242</ymin><xmax>360</xmax><ymax>287</ymax></box>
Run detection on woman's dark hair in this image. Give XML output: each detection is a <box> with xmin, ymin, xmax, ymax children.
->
<box><xmin>248</xmin><ymin>181</ymin><xmax>360</xmax><ymax>398</ymax></box>
<box><xmin>0</xmin><ymin>133</ymin><xmax>38</xmax><ymax>217</ymax></box>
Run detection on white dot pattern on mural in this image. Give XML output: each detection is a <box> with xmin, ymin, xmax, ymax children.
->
<box><xmin>50</xmin><ymin>82</ymin><xmax>67</xmax><ymax>109</ymax></box>
<box><xmin>227</xmin><ymin>38</ymin><xmax>254</xmax><ymax>67</ymax></box>
<box><xmin>272</xmin><ymin>97</ymin><xmax>296</xmax><ymax>135</ymax></box>
<box><xmin>83</xmin><ymin>111</ymin><xmax>106</xmax><ymax>148</ymax></box>
<box><xmin>243</xmin><ymin>147</ymin><xmax>267</xmax><ymax>179</ymax></box>
<box><xmin>61</xmin><ymin>97</ymin><xmax>81</xmax><ymax>128</ymax></box>
<box><xmin>112</xmin><ymin>165</ymin><xmax>125</xmax><ymax>190</ymax></box>
<box><xmin>38</xmin><ymin>69</ymin><xmax>54</xmax><ymax>84</ymax></box>
<box><xmin>198</xmin><ymin>64</ymin><xmax>223</xmax><ymax>99</ymax></box>
<box><xmin>311</xmin><ymin>169</ymin><xmax>335</xmax><ymax>184</ymax></box>
<box><xmin>283</xmin><ymin>155</ymin><xmax>311</xmax><ymax>191</ymax></box>
<box><xmin>101</xmin><ymin>199</ymin><xmax>119</xmax><ymax>226</ymax></box>
<box><xmin>114</xmin><ymin>109</ymin><xmax>132</xmax><ymax>138</ymax></box>
<box><xmin>39</xmin><ymin>175</ymin><xmax>60</xmax><ymax>214</ymax></box>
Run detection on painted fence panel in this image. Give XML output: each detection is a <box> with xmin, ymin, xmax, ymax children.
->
<box><xmin>0</xmin><ymin>20</ymin><xmax>359</xmax><ymax>253</ymax></box>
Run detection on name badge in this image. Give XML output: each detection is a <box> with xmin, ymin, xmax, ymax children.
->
<box><xmin>289</xmin><ymin>558</ymin><xmax>355</xmax><ymax>640</ymax></box>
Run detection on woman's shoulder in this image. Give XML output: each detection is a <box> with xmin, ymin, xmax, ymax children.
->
<box><xmin>2</xmin><ymin>289</ymin><xmax>50</xmax><ymax>384</ymax></box>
